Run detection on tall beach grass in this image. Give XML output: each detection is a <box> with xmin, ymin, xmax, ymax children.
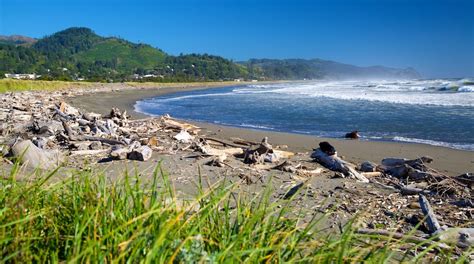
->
<box><xmin>0</xmin><ymin>162</ymin><xmax>469</xmax><ymax>262</ymax></box>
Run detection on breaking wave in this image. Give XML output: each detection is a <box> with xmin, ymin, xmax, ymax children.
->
<box><xmin>458</xmin><ymin>86</ymin><xmax>474</xmax><ymax>92</ymax></box>
<box><xmin>233</xmin><ymin>79</ymin><xmax>474</xmax><ymax>107</ymax></box>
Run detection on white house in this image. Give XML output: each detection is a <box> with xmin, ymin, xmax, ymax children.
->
<box><xmin>4</xmin><ymin>73</ymin><xmax>41</xmax><ymax>80</ymax></box>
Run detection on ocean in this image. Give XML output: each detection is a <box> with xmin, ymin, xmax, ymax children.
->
<box><xmin>135</xmin><ymin>79</ymin><xmax>474</xmax><ymax>151</ymax></box>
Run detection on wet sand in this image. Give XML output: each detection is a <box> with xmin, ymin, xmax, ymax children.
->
<box><xmin>69</xmin><ymin>85</ymin><xmax>474</xmax><ymax>176</ymax></box>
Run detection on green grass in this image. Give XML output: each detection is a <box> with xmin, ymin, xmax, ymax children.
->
<box><xmin>0</xmin><ymin>162</ymin><xmax>469</xmax><ymax>262</ymax></box>
<box><xmin>0</xmin><ymin>79</ymin><xmax>245</xmax><ymax>93</ymax></box>
<box><xmin>0</xmin><ymin>79</ymin><xmax>92</xmax><ymax>93</ymax></box>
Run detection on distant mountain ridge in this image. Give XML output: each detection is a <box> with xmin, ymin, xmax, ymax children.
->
<box><xmin>0</xmin><ymin>35</ymin><xmax>37</xmax><ymax>45</ymax></box>
<box><xmin>0</xmin><ymin>27</ymin><xmax>421</xmax><ymax>81</ymax></box>
<box><xmin>242</xmin><ymin>59</ymin><xmax>421</xmax><ymax>80</ymax></box>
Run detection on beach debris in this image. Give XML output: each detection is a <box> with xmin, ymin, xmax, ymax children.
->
<box><xmin>0</xmin><ymin>90</ymin><xmax>173</xmax><ymax>164</ymax></box>
<box><xmin>381</xmin><ymin>156</ymin><xmax>433</xmax><ymax>168</ymax></box>
<box><xmin>127</xmin><ymin>146</ymin><xmax>153</xmax><ymax>161</ymax></box>
<box><xmin>174</xmin><ymin>130</ymin><xmax>194</xmax><ymax>143</ymax></box>
<box><xmin>11</xmin><ymin>139</ymin><xmax>63</xmax><ymax>169</ymax></box>
<box><xmin>419</xmin><ymin>194</ymin><xmax>473</xmax><ymax>248</ymax></box>
<box><xmin>109</xmin><ymin>107</ymin><xmax>128</xmax><ymax>121</ymax></box>
<box><xmin>397</xmin><ymin>184</ymin><xmax>430</xmax><ymax>195</ymax></box>
<box><xmin>380</xmin><ymin>156</ymin><xmax>468</xmax><ymax>197</ymax></box>
<box><xmin>311</xmin><ymin>142</ymin><xmax>369</xmax><ymax>183</ymax></box>
<box><xmin>59</xmin><ymin>102</ymin><xmax>80</xmax><ymax>116</ymax></box>
<box><xmin>297</xmin><ymin>168</ymin><xmax>324</xmax><ymax>177</ymax></box>
<box><xmin>230</xmin><ymin>137</ymin><xmax>259</xmax><ymax>146</ymax></box>
<box><xmin>273</xmin><ymin>149</ymin><xmax>295</xmax><ymax>159</ymax></box>
<box><xmin>419</xmin><ymin>194</ymin><xmax>443</xmax><ymax>234</ymax></box>
<box><xmin>243</xmin><ymin>137</ymin><xmax>279</xmax><ymax>164</ymax></box>
<box><xmin>359</xmin><ymin>161</ymin><xmax>377</xmax><ymax>172</ymax></box>
<box><xmin>147</xmin><ymin>136</ymin><xmax>159</xmax><ymax>147</ymax></box>
<box><xmin>454</xmin><ymin>173</ymin><xmax>473</xmax><ymax>187</ymax></box>
<box><xmin>202</xmin><ymin>154</ymin><xmax>229</xmax><ymax>168</ymax></box>
<box><xmin>273</xmin><ymin>160</ymin><xmax>300</xmax><ymax>173</ymax></box>
<box><xmin>318</xmin><ymin>141</ymin><xmax>336</xmax><ymax>156</ymax></box>
<box><xmin>438</xmin><ymin>228</ymin><xmax>474</xmax><ymax>249</ymax></box>
<box><xmin>272</xmin><ymin>160</ymin><xmax>323</xmax><ymax>176</ymax></box>
<box><xmin>192</xmin><ymin>139</ymin><xmax>241</xmax><ymax>161</ymax></box>
<box><xmin>345</xmin><ymin>130</ymin><xmax>360</xmax><ymax>139</ymax></box>
<box><xmin>89</xmin><ymin>141</ymin><xmax>102</xmax><ymax>150</ymax></box>
<box><xmin>110</xmin><ymin>146</ymin><xmax>130</xmax><ymax>160</ymax></box>
<box><xmin>360</xmin><ymin>171</ymin><xmax>382</xmax><ymax>178</ymax></box>
<box><xmin>203</xmin><ymin>137</ymin><xmax>248</xmax><ymax>148</ymax></box>
<box><xmin>70</xmin><ymin>148</ymin><xmax>110</xmax><ymax>157</ymax></box>
<box><xmin>162</xmin><ymin>115</ymin><xmax>201</xmax><ymax>134</ymax></box>
<box><xmin>108</xmin><ymin>141</ymin><xmax>153</xmax><ymax>161</ymax></box>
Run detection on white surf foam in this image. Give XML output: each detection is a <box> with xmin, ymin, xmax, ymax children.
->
<box><xmin>234</xmin><ymin>80</ymin><xmax>474</xmax><ymax>107</ymax></box>
<box><xmin>240</xmin><ymin>123</ymin><xmax>274</xmax><ymax>130</ymax></box>
<box><xmin>458</xmin><ymin>86</ymin><xmax>474</xmax><ymax>92</ymax></box>
<box><xmin>150</xmin><ymin>92</ymin><xmax>234</xmax><ymax>102</ymax></box>
<box><xmin>392</xmin><ymin>136</ymin><xmax>474</xmax><ymax>151</ymax></box>
<box><xmin>133</xmin><ymin>101</ymin><xmax>160</xmax><ymax>117</ymax></box>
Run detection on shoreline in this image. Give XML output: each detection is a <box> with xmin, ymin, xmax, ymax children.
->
<box><xmin>68</xmin><ymin>84</ymin><xmax>474</xmax><ymax>176</ymax></box>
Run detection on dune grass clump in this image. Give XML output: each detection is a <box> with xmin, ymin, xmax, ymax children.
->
<box><xmin>0</xmin><ymin>163</ymin><xmax>467</xmax><ymax>262</ymax></box>
<box><xmin>0</xmin><ymin>79</ymin><xmax>94</xmax><ymax>93</ymax></box>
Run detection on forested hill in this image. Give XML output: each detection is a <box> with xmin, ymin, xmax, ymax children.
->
<box><xmin>0</xmin><ymin>27</ymin><xmax>247</xmax><ymax>82</ymax></box>
<box><xmin>0</xmin><ymin>27</ymin><xmax>420</xmax><ymax>82</ymax></box>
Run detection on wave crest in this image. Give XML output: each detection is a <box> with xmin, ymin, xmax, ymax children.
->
<box><xmin>234</xmin><ymin>79</ymin><xmax>474</xmax><ymax>106</ymax></box>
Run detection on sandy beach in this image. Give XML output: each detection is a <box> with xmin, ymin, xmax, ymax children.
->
<box><xmin>2</xmin><ymin>82</ymin><xmax>472</xmax><ymax>250</ymax></box>
<box><xmin>68</xmin><ymin>84</ymin><xmax>474</xmax><ymax>176</ymax></box>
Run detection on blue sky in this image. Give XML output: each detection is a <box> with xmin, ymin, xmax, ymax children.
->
<box><xmin>1</xmin><ymin>0</ymin><xmax>473</xmax><ymax>77</ymax></box>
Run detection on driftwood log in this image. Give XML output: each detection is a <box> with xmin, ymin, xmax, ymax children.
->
<box><xmin>203</xmin><ymin>137</ymin><xmax>248</xmax><ymax>148</ymax></box>
<box><xmin>311</xmin><ymin>147</ymin><xmax>369</xmax><ymax>183</ymax></box>
<box><xmin>11</xmin><ymin>140</ymin><xmax>62</xmax><ymax>170</ymax></box>
<box><xmin>419</xmin><ymin>194</ymin><xmax>442</xmax><ymax>234</ymax></box>
<box><xmin>162</xmin><ymin>116</ymin><xmax>201</xmax><ymax>134</ymax></box>
<box><xmin>70</xmin><ymin>149</ymin><xmax>110</xmax><ymax>157</ymax></box>
<box><xmin>230</xmin><ymin>137</ymin><xmax>259</xmax><ymax>146</ymax></box>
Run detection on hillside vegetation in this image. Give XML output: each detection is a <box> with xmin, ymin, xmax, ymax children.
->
<box><xmin>0</xmin><ymin>27</ymin><xmax>244</xmax><ymax>82</ymax></box>
<box><xmin>0</xmin><ymin>27</ymin><xmax>420</xmax><ymax>82</ymax></box>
